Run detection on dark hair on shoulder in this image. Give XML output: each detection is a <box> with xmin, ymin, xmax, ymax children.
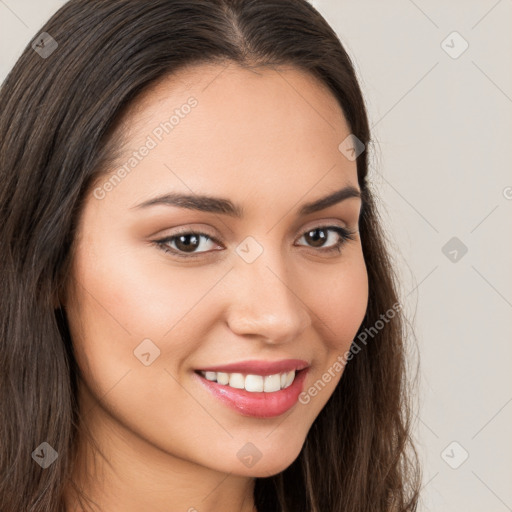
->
<box><xmin>0</xmin><ymin>1</ymin><xmax>421</xmax><ymax>510</ymax></box>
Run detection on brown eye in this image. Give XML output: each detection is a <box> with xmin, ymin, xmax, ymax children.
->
<box><xmin>174</xmin><ymin>233</ymin><xmax>201</xmax><ymax>253</ymax></box>
<box><xmin>303</xmin><ymin>228</ymin><xmax>328</xmax><ymax>248</ymax></box>
<box><xmin>296</xmin><ymin>225</ymin><xmax>356</xmax><ymax>253</ymax></box>
<box><xmin>155</xmin><ymin>231</ymin><xmax>221</xmax><ymax>258</ymax></box>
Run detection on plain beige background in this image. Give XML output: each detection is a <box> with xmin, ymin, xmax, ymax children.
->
<box><xmin>1</xmin><ymin>1</ymin><xmax>511</xmax><ymax>510</ymax></box>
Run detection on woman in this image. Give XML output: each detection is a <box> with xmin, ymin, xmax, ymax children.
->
<box><xmin>0</xmin><ymin>0</ymin><xmax>421</xmax><ymax>510</ymax></box>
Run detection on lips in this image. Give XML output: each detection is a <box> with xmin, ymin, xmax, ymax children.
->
<box><xmin>195</xmin><ymin>358</ymin><xmax>310</xmax><ymax>376</ymax></box>
<box><xmin>194</xmin><ymin>366</ymin><xmax>310</xmax><ymax>418</ymax></box>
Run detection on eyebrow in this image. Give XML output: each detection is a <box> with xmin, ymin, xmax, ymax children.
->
<box><xmin>131</xmin><ymin>184</ymin><xmax>361</xmax><ymax>217</ymax></box>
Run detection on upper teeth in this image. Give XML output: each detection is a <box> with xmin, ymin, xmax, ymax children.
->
<box><xmin>199</xmin><ymin>370</ymin><xmax>296</xmax><ymax>393</ymax></box>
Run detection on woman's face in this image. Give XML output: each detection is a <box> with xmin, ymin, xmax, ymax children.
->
<box><xmin>64</xmin><ymin>63</ymin><xmax>368</xmax><ymax>478</ymax></box>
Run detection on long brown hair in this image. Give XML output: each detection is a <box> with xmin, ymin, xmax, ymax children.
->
<box><xmin>0</xmin><ymin>1</ymin><xmax>421</xmax><ymax>510</ymax></box>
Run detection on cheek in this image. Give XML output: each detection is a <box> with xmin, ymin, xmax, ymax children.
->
<box><xmin>308</xmin><ymin>250</ymin><xmax>369</xmax><ymax>353</ymax></box>
<box><xmin>64</xmin><ymin>234</ymin><xmax>223</xmax><ymax>404</ymax></box>
<box><xmin>67</xmin><ymin>232</ymin><xmax>217</xmax><ymax>345</ymax></box>
<box><xmin>64</xmin><ymin>243</ymin><xmax>216</xmax><ymax>458</ymax></box>
<box><xmin>295</xmin><ymin>253</ymin><xmax>368</xmax><ymax>409</ymax></box>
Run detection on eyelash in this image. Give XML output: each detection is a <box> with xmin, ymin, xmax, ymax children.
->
<box><xmin>153</xmin><ymin>225</ymin><xmax>357</xmax><ymax>259</ymax></box>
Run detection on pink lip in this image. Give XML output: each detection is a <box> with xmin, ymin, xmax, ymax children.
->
<box><xmin>196</xmin><ymin>358</ymin><xmax>309</xmax><ymax>376</ymax></box>
<box><xmin>194</xmin><ymin>367</ymin><xmax>309</xmax><ymax>418</ymax></box>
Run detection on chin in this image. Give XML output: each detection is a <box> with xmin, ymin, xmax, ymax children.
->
<box><xmin>231</xmin><ymin>442</ymin><xmax>304</xmax><ymax>478</ymax></box>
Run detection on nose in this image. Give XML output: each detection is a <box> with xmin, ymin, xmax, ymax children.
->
<box><xmin>224</xmin><ymin>250</ymin><xmax>311</xmax><ymax>345</ymax></box>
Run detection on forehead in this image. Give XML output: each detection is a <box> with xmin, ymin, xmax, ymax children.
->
<box><xmin>117</xmin><ymin>61</ymin><xmax>351</xmax><ymax>152</ymax></box>
<box><xmin>127</xmin><ymin>62</ymin><xmax>348</xmax><ymax>128</ymax></box>
<box><xmin>94</xmin><ymin>62</ymin><xmax>357</xmax><ymax>211</ymax></box>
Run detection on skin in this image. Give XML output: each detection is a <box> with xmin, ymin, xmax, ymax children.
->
<box><xmin>61</xmin><ymin>62</ymin><xmax>369</xmax><ymax>512</ymax></box>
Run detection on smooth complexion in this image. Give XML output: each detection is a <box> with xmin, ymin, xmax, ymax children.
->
<box><xmin>62</xmin><ymin>63</ymin><xmax>369</xmax><ymax>512</ymax></box>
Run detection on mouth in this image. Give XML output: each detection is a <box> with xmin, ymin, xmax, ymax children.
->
<box><xmin>194</xmin><ymin>368</ymin><xmax>301</xmax><ymax>392</ymax></box>
<box><xmin>195</xmin><ymin>358</ymin><xmax>309</xmax><ymax>381</ymax></box>
<box><xmin>193</xmin><ymin>366</ymin><xmax>310</xmax><ymax>418</ymax></box>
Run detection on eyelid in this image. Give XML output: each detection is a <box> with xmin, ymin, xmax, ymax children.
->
<box><xmin>300</xmin><ymin>218</ymin><xmax>349</xmax><ymax>232</ymax></box>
